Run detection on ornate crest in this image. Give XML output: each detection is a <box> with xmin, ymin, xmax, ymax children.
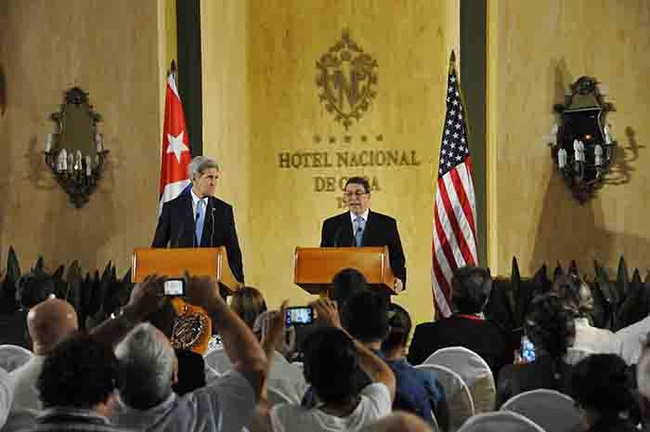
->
<box><xmin>316</xmin><ymin>30</ymin><xmax>378</xmax><ymax>129</ymax></box>
<box><xmin>170</xmin><ymin>304</ymin><xmax>208</xmax><ymax>351</ymax></box>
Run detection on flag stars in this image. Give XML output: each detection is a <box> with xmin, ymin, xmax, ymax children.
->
<box><xmin>166</xmin><ymin>131</ymin><xmax>189</xmax><ymax>164</ymax></box>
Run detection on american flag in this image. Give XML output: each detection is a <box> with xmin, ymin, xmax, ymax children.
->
<box><xmin>432</xmin><ymin>53</ymin><xmax>479</xmax><ymax>317</ymax></box>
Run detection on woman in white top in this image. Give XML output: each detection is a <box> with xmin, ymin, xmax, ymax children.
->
<box><xmin>551</xmin><ymin>274</ymin><xmax>615</xmax><ymax>354</ymax></box>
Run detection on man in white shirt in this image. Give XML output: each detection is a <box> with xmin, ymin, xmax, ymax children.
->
<box><xmin>2</xmin><ymin>299</ymin><xmax>79</xmax><ymax>432</ymax></box>
<box><xmin>269</xmin><ymin>299</ymin><xmax>395</xmax><ymax>432</ymax></box>
<box><xmin>7</xmin><ymin>298</ymin><xmax>79</xmax><ymax>412</ymax></box>
<box><xmin>110</xmin><ymin>276</ymin><xmax>267</xmax><ymax>432</ymax></box>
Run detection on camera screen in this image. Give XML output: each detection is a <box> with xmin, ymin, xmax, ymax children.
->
<box><xmin>164</xmin><ymin>280</ymin><xmax>184</xmax><ymax>296</ymax></box>
<box><xmin>285</xmin><ymin>307</ymin><xmax>313</xmax><ymax>326</ymax></box>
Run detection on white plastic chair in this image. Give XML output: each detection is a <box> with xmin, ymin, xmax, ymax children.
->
<box><xmin>416</xmin><ymin>363</ymin><xmax>474</xmax><ymax>432</ymax></box>
<box><xmin>204</xmin><ymin>348</ymin><xmax>232</xmax><ymax>375</ymax></box>
<box><xmin>0</xmin><ymin>345</ymin><xmax>32</xmax><ymax>372</ymax></box>
<box><xmin>426</xmin><ymin>346</ymin><xmax>496</xmax><ymax>413</ymax></box>
<box><xmin>501</xmin><ymin>389</ymin><xmax>583</xmax><ymax>432</ymax></box>
<box><xmin>457</xmin><ymin>411</ymin><xmax>546</xmax><ymax>432</ymax></box>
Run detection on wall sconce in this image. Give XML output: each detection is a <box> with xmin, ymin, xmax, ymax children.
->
<box><xmin>44</xmin><ymin>87</ymin><xmax>109</xmax><ymax>208</ymax></box>
<box><xmin>550</xmin><ymin>76</ymin><xmax>616</xmax><ymax>202</ymax></box>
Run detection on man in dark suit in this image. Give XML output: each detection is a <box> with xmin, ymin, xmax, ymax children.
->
<box><xmin>320</xmin><ymin>177</ymin><xmax>406</xmax><ymax>292</ymax></box>
<box><xmin>407</xmin><ymin>266</ymin><xmax>513</xmax><ymax>378</ymax></box>
<box><xmin>152</xmin><ymin>156</ymin><xmax>244</xmax><ymax>282</ymax></box>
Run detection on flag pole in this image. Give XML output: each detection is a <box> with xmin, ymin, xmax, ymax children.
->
<box><xmin>168</xmin><ymin>60</ymin><xmax>177</xmax><ymax>82</ymax></box>
<box><xmin>448</xmin><ymin>50</ymin><xmax>456</xmax><ymax>74</ymax></box>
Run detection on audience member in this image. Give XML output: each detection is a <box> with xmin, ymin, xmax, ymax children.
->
<box><xmin>230</xmin><ymin>286</ymin><xmax>267</xmax><ymax>329</ymax></box>
<box><xmin>383</xmin><ymin>303</ymin><xmax>448</xmax><ymax>430</ymax></box>
<box><xmin>29</xmin><ymin>332</ymin><xmax>123</xmax><ymax>432</ymax></box>
<box><xmin>110</xmin><ymin>275</ymin><xmax>268</xmax><ymax>432</ymax></box>
<box><xmin>8</xmin><ymin>298</ymin><xmax>78</xmax><ymax>412</ymax></box>
<box><xmin>408</xmin><ymin>266</ymin><xmax>512</xmax><ymax>378</ymax></box>
<box><xmin>611</xmin><ymin>316</ymin><xmax>650</xmax><ymax>366</ymax></box>
<box><xmin>571</xmin><ymin>354</ymin><xmax>638</xmax><ymax>432</ymax></box>
<box><xmin>173</xmin><ymin>349</ymin><xmax>207</xmax><ymax>395</ymax></box>
<box><xmin>496</xmin><ymin>294</ymin><xmax>575</xmax><ymax>408</ymax></box>
<box><xmin>330</xmin><ymin>268</ymin><xmax>369</xmax><ymax>306</ymax></box>
<box><xmin>342</xmin><ymin>290</ymin><xmax>442</xmax><ymax>425</ymax></box>
<box><xmin>269</xmin><ymin>299</ymin><xmax>395</xmax><ymax>432</ymax></box>
<box><xmin>253</xmin><ymin>309</ymin><xmax>307</xmax><ymax>403</ymax></box>
<box><xmin>0</xmin><ymin>272</ymin><xmax>55</xmax><ymax>349</ymax></box>
<box><xmin>360</xmin><ymin>412</ymin><xmax>436</xmax><ymax>432</ymax></box>
<box><xmin>635</xmin><ymin>335</ymin><xmax>650</xmax><ymax>428</ymax></box>
<box><xmin>551</xmin><ymin>274</ymin><xmax>615</xmax><ymax>354</ymax></box>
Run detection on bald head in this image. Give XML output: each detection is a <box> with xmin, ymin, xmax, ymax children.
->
<box><xmin>360</xmin><ymin>412</ymin><xmax>435</xmax><ymax>432</ymax></box>
<box><xmin>27</xmin><ymin>299</ymin><xmax>78</xmax><ymax>355</ymax></box>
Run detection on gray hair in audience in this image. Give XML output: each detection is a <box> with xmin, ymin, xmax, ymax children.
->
<box><xmin>188</xmin><ymin>156</ymin><xmax>219</xmax><ymax>181</ymax></box>
<box><xmin>115</xmin><ymin>323</ymin><xmax>176</xmax><ymax>409</ymax></box>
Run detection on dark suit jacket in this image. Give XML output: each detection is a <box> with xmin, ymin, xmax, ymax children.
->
<box><xmin>407</xmin><ymin>315</ymin><xmax>513</xmax><ymax>379</ymax></box>
<box><xmin>320</xmin><ymin>210</ymin><xmax>406</xmax><ymax>287</ymax></box>
<box><xmin>152</xmin><ymin>191</ymin><xmax>244</xmax><ymax>282</ymax></box>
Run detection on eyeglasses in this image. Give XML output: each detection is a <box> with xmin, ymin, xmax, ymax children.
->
<box><xmin>344</xmin><ymin>192</ymin><xmax>368</xmax><ymax>198</ymax></box>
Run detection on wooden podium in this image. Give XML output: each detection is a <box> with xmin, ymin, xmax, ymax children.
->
<box><xmin>294</xmin><ymin>246</ymin><xmax>396</xmax><ymax>295</ymax></box>
<box><xmin>132</xmin><ymin>247</ymin><xmax>240</xmax><ymax>295</ymax></box>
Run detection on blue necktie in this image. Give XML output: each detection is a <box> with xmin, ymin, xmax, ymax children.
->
<box><xmin>195</xmin><ymin>199</ymin><xmax>206</xmax><ymax>246</ymax></box>
<box><xmin>354</xmin><ymin>216</ymin><xmax>365</xmax><ymax>247</ymax></box>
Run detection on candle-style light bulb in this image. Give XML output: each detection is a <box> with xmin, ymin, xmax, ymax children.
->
<box><xmin>45</xmin><ymin>134</ymin><xmax>53</xmax><ymax>153</ymax></box>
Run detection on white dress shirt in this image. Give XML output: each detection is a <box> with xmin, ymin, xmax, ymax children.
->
<box><xmin>350</xmin><ymin>209</ymin><xmax>369</xmax><ymax>239</ymax></box>
<box><xmin>190</xmin><ymin>189</ymin><xmax>208</xmax><ymax>221</ymax></box>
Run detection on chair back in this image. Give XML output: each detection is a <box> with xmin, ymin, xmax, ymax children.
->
<box><xmin>426</xmin><ymin>346</ymin><xmax>496</xmax><ymax>413</ymax></box>
<box><xmin>501</xmin><ymin>389</ymin><xmax>583</xmax><ymax>432</ymax></box>
<box><xmin>416</xmin><ymin>364</ymin><xmax>475</xmax><ymax>432</ymax></box>
<box><xmin>204</xmin><ymin>348</ymin><xmax>232</xmax><ymax>375</ymax></box>
<box><xmin>457</xmin><ymin>411</ymin><xmax>546</xmax><ymax>432</ymax></box>
<box><xmin>0</xmin><ymin>344</ymin><xmax>32</xmax><ymax>372</ymax></box>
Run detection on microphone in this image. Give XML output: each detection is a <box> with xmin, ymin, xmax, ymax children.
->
<box><xmin>209</xmin><ymin>198</ymin><xmax>215</xmax><ymax>247</ymax></box>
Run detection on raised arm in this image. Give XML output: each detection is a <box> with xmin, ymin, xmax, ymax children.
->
<box><xmin>311</xmin><ymin>298</ymin><xmax>396</xmax><ymax>401</ymax></box>
<box><xmin>185</xmin><ymin>276</ymin><xmax>267</xmax><ymax>399</ymax></box>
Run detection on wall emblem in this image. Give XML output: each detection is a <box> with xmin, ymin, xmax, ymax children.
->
<box><xmin>316</xmin><ymin>30</ymin><xmax>378</xmax><ymax>129</ymax></box>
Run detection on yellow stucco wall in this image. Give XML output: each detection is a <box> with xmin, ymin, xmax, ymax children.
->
<box><xmin>0</xmin><ymin>0</ymin><xmax>165</xmax><ymax>273</ymax></box>
<box><xmin>487</xmin><ymin>0</ymin><xmax>650</xmax><ymax>277</ymax></box>
<box><xmin>201</xmin><ymin>0</ymin><xmax>452</xmax><ymax>325</ymax></box>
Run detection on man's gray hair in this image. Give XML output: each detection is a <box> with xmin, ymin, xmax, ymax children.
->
<box><xmin>115</xmin><ymin>322</ymin><xmax>176</xmax><ymax>409</ymax></box>
<box><xmin>188</xmin><ymin>156</ymin><xmax>219</xmax><ymax>181</ymax></box>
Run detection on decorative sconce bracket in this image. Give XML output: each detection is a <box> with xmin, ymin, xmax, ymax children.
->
<box><xmin>551</xmin><ymin>76</ymin><xmax>616</xmax><ymax>203</ymax></box>
<box><xmin>44</xmin><ymin>87</ymin><xmax>109</xmax><ymax>208</ymax></box>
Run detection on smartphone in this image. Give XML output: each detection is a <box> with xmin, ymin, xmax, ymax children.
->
<box><xmin>521</xmin><ymin>336</ymin><xmax>536</xmax><ymax>362</ymax></box>
<box><xmin>163</xmin><ymin>279</ymin><xmax>185</xmax><ymax>296</ymax></box>
<box><xmin>285</xmin><ymin>306</ymin><xmax>314</xmax><ymax>326</ymax></box>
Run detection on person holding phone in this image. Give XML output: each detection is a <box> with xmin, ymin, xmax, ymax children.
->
<box><xmin>496</xmin><ymin>294</ymin><xmax>576</xmax><ymax>408</ymax></box>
